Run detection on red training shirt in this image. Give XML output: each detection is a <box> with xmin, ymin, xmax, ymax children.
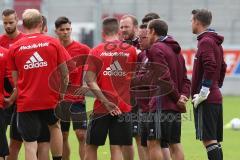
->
<box><xmin>0</xmin><ymin>47</ymin><xmax>9</xmax><ymax>108</ymax></box>
<box><xmin>64</xmin><ymin>40</ymin><xmax>90</xmax><ymax>102</ymax></box>
<box><xmin>9</xmin><ymin>33</ymin><xmax>69</xmax><ymax>112</ymax></box>
<box><xmin>86</xmin><ymin>40</ymin><xmax>137</xmax><ymax>113</ymax></box>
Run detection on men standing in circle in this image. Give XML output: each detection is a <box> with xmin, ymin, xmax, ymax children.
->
<box><xmin>147</xmin><ymin>19</ymin><xmax>190</xmax><ymax>160</ymax></box>
<box><xmin>119</xmin><ymin>15</ymin><xmax>139</xmax><ymax>49</ymax></box>
<box><xmin>191</xmin><ymin>9</ymin><xmax>226</xmax><ymax>160</ymax></box>
<box><xmin>55</xmin><ymin>16</ymin><xmax>90</xmax><ymax>160</ymax></box>
<box><xmin>140</xmin><ymin>12</ymin><xmax>172</xmax><ymax>160</ymax></box>
<box><xmin>135</xmin><ymin>23</ymin><xmax>151</xmax><ymax>160</ymax></box>
<box><xmin>0</xmin><ymin>9</ymin><xmax>25</xmax><ymax>49</ymax></box>
<box><xmin>119</xmin><ymin>14</ymin><xmax>145</xmax><ymax>160</ymax></box>
<box><xmin>4</xmin><ymin>14</ymin><xmax>51</xmax><ymax>160</ymax></box>
<box><xmin>84</xmin><ymin>17</ymin><xmax>137</xmax><ymax>160</ymax></box>
<box><xmin>133</xmin><ymin>19</ymin><xmax>191</xmax><ymax>160</ymax></box>
<box><xmin>137</xmin><ymin>23</ymin><xmax>170</xmax><ymax>160</ymax></box>
<box><xmin>0</xmin><ymin>46</ymin><xmax>9</xmax><ymax>160</ymax></box>
<box><xmin>0</xmin><ymin>9</ymin><xmax>25</xmax><ymax>160</ymax></box>
<box><xmin>8</xmin><ymin>9</ymin><xmax>69</xmax><ymax>160</ymax></box>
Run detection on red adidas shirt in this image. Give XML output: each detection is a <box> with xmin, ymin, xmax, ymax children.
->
<box><xmin>0</xmin><ymin>33</ymin><xmax>25</xmax><ymax>90</ymax></box>
<box><xmin>64</xmin><ymin>41</ymin><xmax>90</xmax><ymax>102</ymax></box>
<box><xmin>0</xmin><ymin>32</ymin><xmax>25</xmax><ymax>49</ymax></box>
<box><xmin>87</xmin><ymin>40</ymin><xmax>137</xmax><ymax>113</ymax></box>
<box><xmin>9</xmin><ymin>33</ymin><xmax>69</xmax><ymax>112</ymax></box>
<box><xmin>0</xmin><ymin>47</ymin><xmax>8</xmax><ymax>108</ymax></box>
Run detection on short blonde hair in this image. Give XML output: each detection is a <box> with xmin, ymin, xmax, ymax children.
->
<box><xmin>22</xmin><ymin>9</ymin><xmax>42</xmax><ymax>29</ymax></box>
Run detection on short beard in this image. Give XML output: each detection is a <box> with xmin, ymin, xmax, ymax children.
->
<box><xmin>5</xmin><ymin>27</ymin><xmax>16</xmax><ymax>35</ymax></box>
<box><xmin>127</xmin><ymin>32</ymin><xmax>135</xmax><ymax>41</ymax></box>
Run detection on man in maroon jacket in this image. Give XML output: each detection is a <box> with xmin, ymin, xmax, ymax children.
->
<box><xmin>132</xmin><ymin>19</ymin><xmax>191</xmax><ymax>160</ymax></box>
<box><xmin>191</xmin><ymin>9</ymin><xmax>226</xmax><ymax>160</ymax></box>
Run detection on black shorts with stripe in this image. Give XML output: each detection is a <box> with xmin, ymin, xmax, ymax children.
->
<box><xmin>11</xmin><ymin>109</ymin><xmax>50</xmax><ymax>143</ymax></box>
<box><xmin>194</xmin><ymin>102</ymin><xmax>223</xmax><ymax>142</ymax></box>
<box><xmin>131</xmin><ymin>105</ymin><xmax>141</xmax><ymax>137</ymax></box>
<box><xmin>141</xmin><ymin>109</ymin><xmax>162</xmax><ymax>147</ymax></box>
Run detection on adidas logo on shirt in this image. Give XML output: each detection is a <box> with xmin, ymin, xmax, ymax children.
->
<box><xmin>24</xmin><ymin>52</ymin><xmax>48</xmax><ymax>70</ymax></box>
<box><xmin>103</xmin><ymin>60</ymin><xmax>126</xmax><ymax>77</ymax></box>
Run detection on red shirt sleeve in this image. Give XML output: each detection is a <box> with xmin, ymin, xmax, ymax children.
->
<box><xmin>57</xmin><ymin>44</ymin><xmax>71</xmax><ymax>65</ymax></box>
<box><xmin>85</xmin><ymin>48</ymin><xmax>103</xmax><ymax>74</ymax></box>
<box><xmin>8</xmin><ymin>47</ymin><xmax>17</xmax><ymax>71</ymax></box>
<box><xmin>82</xmin><ymin>46</ymin><xmax>91</xmax><ymax>71</ymax></box>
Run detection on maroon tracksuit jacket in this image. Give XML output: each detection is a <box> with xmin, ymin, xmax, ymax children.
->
<box><xmin>132</xmin><ymin>36</ymin><xmax>191</xmax><ymax>113</ymax></box>
<box><xmin>191</xmin><ymin>31</ymin><xmax>227</xmax><ymax>104</ymax></box>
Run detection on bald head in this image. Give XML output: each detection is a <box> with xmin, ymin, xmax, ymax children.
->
<box><xmin>22</xmin><ymin>9</ymin><xmax>42</xmax><ymax>29</ymax></box>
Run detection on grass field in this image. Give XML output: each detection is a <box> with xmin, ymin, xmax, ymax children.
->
<box><xmin>9</xmin><ymin>96</ymin><xmax>240</xmax><ymax>160</ymax></box>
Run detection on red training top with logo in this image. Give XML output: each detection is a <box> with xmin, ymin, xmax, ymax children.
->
<box><xmin>0</xmin><ymin>46</ymin><xmax>8</xmax><ymax>108</ymax></box>
<box><xmin>64</xmin><ymin>40</ymin><xmax>90</xmax><ymax>102</ymax></box>
<box><xmin>87</xmin><ymin>40</ymin><xmax>137</xmax><ymax>113</ymax></box>
<box><xmin>0</xmin><ymin>33</ymin><xmax>25</xmax><ymax>92</ymax></box>
<box><xmin>0</xmin><ymin>32</ymin><xmax>25</xmax><ymax>49</ymax></box>
<box><xmin>9</xmin><ymin>33</ymin><xmax>69</xmax><ymax>112</ymax></box>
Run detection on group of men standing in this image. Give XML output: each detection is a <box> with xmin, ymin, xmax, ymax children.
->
<box><xmin>0</xmin><ymin>7</ymin><xmax>226</xmax><ymax>160</ymax></box>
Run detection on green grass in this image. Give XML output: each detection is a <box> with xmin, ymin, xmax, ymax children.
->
<box><xmin>8</xmin><ymin>96</ymin><xmax>240</xmax><ymax>159</ymax></box>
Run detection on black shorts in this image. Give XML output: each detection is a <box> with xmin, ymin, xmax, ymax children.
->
<box><xmin>11</xmin><ymin>110</ymin><xmax>50</xmax><ymax>143</ymax></box>
<box><xmin>161</xmin><ymin>110</ymin><xmax>182</xmax><ymax>144</ymax></box>
<box><xmin>17</xmin><ymin>109</ymin><xmax>58</xmax><ymax>142</ymax></box>
<box><xmin>3</xmin><ymin>104</ymin><xmax>14</xmax><ymax>126</ymax></box>
<box><xmin>3</xmin><ymin>77</ymin><xmax>14</xmax><ymax>126</ymax></box>
<box><xmin>131</xmin><ymin>105</ymin><xmax>141</xmax><ymax>137</ymax></box>
<box><xmin>57</xmin><ymin>101</ymin><xmax>88</xmax><ymax>132</ymax></box>
<box><xmin>194</xmin><ymin>103</ymin><xmax>223</xmax><ymax>142</ymax></box>
<box><xmin>141</xmin><ymin>110</ymin><xmax>162</xmax><ymax>147</ymax></box>
<box><xmin>0</xmin><ymin>108</ymin><xmax>9</xmax><ymax>157</ymax></box>
<box><xmin>86</xmin><ymin>113</ymin><xmax>132</xmax><ymax>146</ymax></box>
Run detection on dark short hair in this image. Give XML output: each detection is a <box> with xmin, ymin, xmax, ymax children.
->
<box><xmin>102</xmin><ymin>17</ymin><xmax>119</xmax><ymax>36</ymax></box>
<box><xmin>2</xmin><ymin>9</ymin><xmax>16</xmax><ymax>16</ymax></box>
<box><xmin>142</xmin><ymin>16</ymin><xmax>154</xmax><ymax>24</ymax></box>
<box><xmin>144</xmin><ymin>12</ymin><xmax>160</xmax><ymax>19</ymax></box>
<box><xmin>139</xmin><ymin>23</ymin><xmax>147</xmax><ymax>29</ymax></box>
<box><xmin>148</xmin><ymin>19</ymin><xmax>168</xmax><ymax>36</ymax></box>
<box><xmin>55</xmin><ymin>16</ymin><xmax>71</xmax><ymax>29</ymax></box>
<box><xmin>192</xmin><ymin>9</ymin><xmax>212</xmax><ymax>27</ymax></box>
<box><xmin>121</xmin><ymin>14</ymin><xmax>138</xmax><ymax>26</ymax></box>
<box><xmin>42</xmin><ymin>15</ymin><xmax>47</xmax><ymax>29</ymax></box>
<box><xmin>142</xmin><ymin>12</ymin><xmax>160</xmax><ymax>24</ymax></box>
